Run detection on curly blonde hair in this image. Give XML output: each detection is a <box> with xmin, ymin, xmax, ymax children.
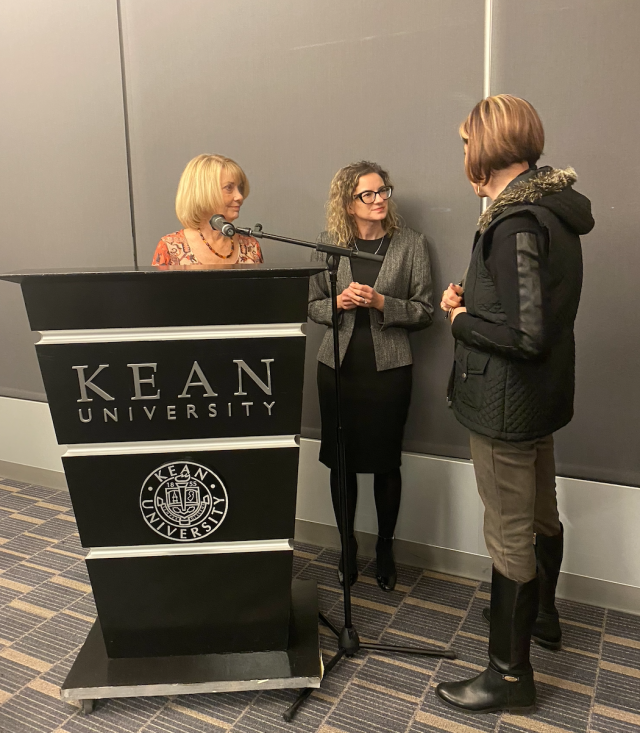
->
<box><xmin>326</xmin><ymin>161</ymin><xmax>400</xmax><ymax>247</ymax></box>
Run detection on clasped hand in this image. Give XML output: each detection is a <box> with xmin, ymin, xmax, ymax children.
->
<box><xmin>440</xmin><ymin>283</ymin><xmax>464</xmax><ymax>311</ymax></box>
<box><xmin>338</xmin><ymin>282</ymin><xmax>384</xmax><ymax>311</ymax></box>
<box><xmin>440</xmin><ymin>283</ymin><xmax>466</xmax><ymax>322</ymax></box>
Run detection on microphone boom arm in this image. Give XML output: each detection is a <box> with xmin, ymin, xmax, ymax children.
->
<box><xmin>235</xmin><ymin>224</ymin><xmax>383</xmax><ymax>262</ymax></box>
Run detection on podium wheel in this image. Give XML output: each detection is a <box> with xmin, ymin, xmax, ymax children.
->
<box><xmin>80</xmin><ymin>699</ymin><xmax>95</xmax><ymax>715</ymax></box>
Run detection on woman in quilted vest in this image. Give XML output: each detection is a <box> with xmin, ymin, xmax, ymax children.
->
<box><xmin>436</xmin><ymin>95</ymin><xmax>594</xmax><ymax>714</ymax></box>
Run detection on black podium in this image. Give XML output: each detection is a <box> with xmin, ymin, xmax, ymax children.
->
<box><xmin>1</xmin><ymin>263</ymin><xmax>325</xmax><ymax>711</ymax></box>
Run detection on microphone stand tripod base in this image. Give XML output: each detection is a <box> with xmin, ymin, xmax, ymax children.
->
<box><xmin>339</xmin><ymin>625</ymin><xmax>360</xmax><ymax>657</ymax></box>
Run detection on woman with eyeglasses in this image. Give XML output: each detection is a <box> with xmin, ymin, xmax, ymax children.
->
<box><xmin>308</xmin><ymin>161</ymin><xmax>433</xmax><ymax>592</ymax></box>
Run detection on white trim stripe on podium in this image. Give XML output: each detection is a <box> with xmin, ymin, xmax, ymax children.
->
<box><xmin>63</xmin><ymin>434</ymin><xmax>299</xmax><ymax>457</ymax></box>
<box><xmin>86</xmin><ymin>538</ymin><xmax>293</xmax><ymax>560</ymax></box>
<box><xmin>37</xmin><ymin>322</ymin><xmax>305</xmax><ymax>345</ymax></box>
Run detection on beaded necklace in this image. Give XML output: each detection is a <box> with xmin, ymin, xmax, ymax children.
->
<box><xmin>197</xmin><ymin>228</ymin><xmax>236</xmax><ymax>259</ymax></box>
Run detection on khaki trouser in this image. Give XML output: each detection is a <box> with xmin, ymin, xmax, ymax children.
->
<box><xmin>470</xmin><ymin>432</ymin><xmax>562</xmax><ymax>583</ymax></box>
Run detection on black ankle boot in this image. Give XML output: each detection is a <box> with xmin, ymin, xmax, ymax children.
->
<box><xmin>375</xmin><ymin>536</ymin><xmax>397</xmax><ymax>592</ymax></box>
<box><xmin>481</xmin><ymin>526</ymin><xmax>563</xmax><ymax>651</ymax></box>
<box><xmin>437</xmin><ymin>567</ymin><xmax>538</xmax><ymax>714</ymax></box>
<box><xmin>337</xmin><ymin>535</ymin><xmax>358</xmax><ymax>587</ymax></box>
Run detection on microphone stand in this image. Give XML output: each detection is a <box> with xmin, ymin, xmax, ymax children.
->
<box><xmin>235</xmin><ymin>223</ymin><xmax>456</xmax><ymax>722</ymax></box>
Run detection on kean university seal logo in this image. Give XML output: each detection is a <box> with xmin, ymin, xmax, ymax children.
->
<box><xmin>140</xmin><ymin>461</ymin><xmax>228</xmax><ymax>542</ymax></box>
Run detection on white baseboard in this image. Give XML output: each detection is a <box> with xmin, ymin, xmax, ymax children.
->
<box><xmin>0</xmin><ymin>395</ymin><xmax>64</xmax><ymax>472</ymax></box>
<box><xmin>294</xmin><ymin>519</ymin><xmax>640</xmax><ymax>616</ymax></box>
<box><xmin>0</xmin><ymin>459</ymin><xmax>67</xmax><ymax>490</ymax></box>
<box><xmin>296</xmin><ymin>438</ymin><xmax>640</xmax><ymax>615</ymax></box>
<box><xmin>1</xmin><ymin>396</ymin><xmax>638</xmax><ymax>615</ymax></box>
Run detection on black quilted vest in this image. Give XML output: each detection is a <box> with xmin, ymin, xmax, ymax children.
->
<box><xmin>450</xmin><ymin>204</ymin><xmax>583</xmax><ymax>442</ymax></box>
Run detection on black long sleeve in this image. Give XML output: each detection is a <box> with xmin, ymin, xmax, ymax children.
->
<box><xmin>452</xmin><ymin>214</ymin><xmax>551</xmax><ymax>360</ymax></box>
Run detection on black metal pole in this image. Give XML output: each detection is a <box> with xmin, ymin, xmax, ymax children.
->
<box><xmin>326</xmin><ymin>257</ymin><xmax>360</xmax><ymax>657</ymax></box>
<box><xmin>282</xmin><ymin>648</ymin><xmax>346</xmax><ymax>722</ymax></box>
<box><xmin>235</xmin><ymin>224</ymin><xmax>383</xmax><ymax>262</ymax></box>
<box><xmin>327</xmin><ymin>256</ymin><xmax>353</xmax><ymax>631</ymax></box>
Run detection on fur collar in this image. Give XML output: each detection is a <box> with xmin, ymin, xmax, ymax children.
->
<box><xmin>478</xmin><ymin>166</ymin><xmax>577</xmax><ymax>233</ymax></box>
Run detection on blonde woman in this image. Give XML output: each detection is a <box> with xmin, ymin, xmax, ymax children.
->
<box><xmin>308</xmin><ymin>161</ymin><xmax>433</xmax><ymax>592</ymax></box>
<box><xmin>153</xmin><ymin>154</ymin><xmax>263</xmax><ymax>265</ymax></box>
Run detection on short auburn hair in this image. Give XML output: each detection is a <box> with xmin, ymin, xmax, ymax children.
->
<box><xmin>459</xmin><ymin>95</ymin><xmax>544</xmax><ymax>185</ymax></box>
<box><xmin>175</xmin><ymin>154</ymin><xmax>249</xmax><ymax>229</ymax></box>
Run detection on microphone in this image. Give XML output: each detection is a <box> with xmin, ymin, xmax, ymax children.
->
<box><xmin>209</xmin><ymin>215</ymin><xmax>236</xmax><ymax>238</ymax></box>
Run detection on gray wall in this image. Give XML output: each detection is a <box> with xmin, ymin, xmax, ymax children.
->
<box><xmin>0</xmin><ymin>0</ymin><xmax>134</xmax><ymax>400</ymax></box>
<box><xmin>492</xmin><ymin>0</ymin><xmax>640</xmax><ymax>485</ymax></box>
<box><xmin>119</xmin><ymin>0</ymin><xmax>483</xmax><ymax>463</ymax></box>
<box><xmin>0</xmin><ymin>0</ymin><xmax>637</xmax><ymax>486</ymax></box>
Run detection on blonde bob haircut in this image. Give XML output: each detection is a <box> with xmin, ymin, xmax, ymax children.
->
<box><xmin>460</xmin><ymin>95</ymin><xmax>545</xmax><ymax>185</ymax></box>
<box><xmin>175</xmin><ymin>154</ymin><xmax>250</xmax><ymax>229</ymax></box>
<box><xmin>326</xmin><ymin>161</ymin><xmax>400</xmax><ymax>248</ymax></box>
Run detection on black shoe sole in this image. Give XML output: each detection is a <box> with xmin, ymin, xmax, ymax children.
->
<box><xmin>436</xmin><ymin>691</ymin><xmax>536</xmax><ymax>716</ymax></box>
<box><xmin>337</xmin><ymin>568</ymin><xmax>358</xmax><ymax>587</ymax></box>
<box><xmin>531</xmin><ymin>634</ymin><xmax>562</xmax><ymax>651</ymax></box>
<box><xmin>376</xmin><ymin>575</ymin><xmax>397</xmax><ymax>593</ymax></box>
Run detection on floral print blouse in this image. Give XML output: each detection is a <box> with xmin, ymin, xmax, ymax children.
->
<box><xmin>152</xmin><ymin>230</ymin><xmax>263</xmax><ymax>266</ymax></box>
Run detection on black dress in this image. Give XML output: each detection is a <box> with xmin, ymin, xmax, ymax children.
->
<box><xmin>317</xmin><ymin>235</ymin><xmax>412</xmax><ymax>473</ymax></box>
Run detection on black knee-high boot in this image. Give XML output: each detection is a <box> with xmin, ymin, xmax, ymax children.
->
<box><xmin>482</xmin><ymin>525</ymin><xmax>563</xmax><ymax>650</ymax></box>
<box><xmin>532</xmin><ymin>525</ymin><xmax>563</xmax><ymax>650</ymax></box>
<box><xmin>330</xmin><ymin>470</ymin><xmax>358</xmax><ymax>586</ymax></box>
<box><xmin>374</xmin><ymin>470</ymin><xmax>401</xmax><ymax>592</ymax></box>
<box><xmin>437</xmin><ymin>567</ymin><xmax>538</xmax><ymax>714</ymax></box>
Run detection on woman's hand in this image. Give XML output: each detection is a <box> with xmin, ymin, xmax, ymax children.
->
<box><xmin>440</xmin><ymin>283</ymin><xmax>464</xmax><ymax>312</ymax></box>
<box><xmin>450</xmin><ymin>306</ymin><xmax>467</xmax><ymax>323</ymax></box>
<box><xmin>337</xmin><ymin>287</ymin><xmax>359</xmax><ymax>310</ymax></box>
<box><xmin>349</xmin><ymin>282</ymin><xmax>385</xmax><ymax>311</ymax></box>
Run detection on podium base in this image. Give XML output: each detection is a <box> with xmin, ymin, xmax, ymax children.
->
<box><xmin>61</xmin><ymin>580</ymin><xmax>321</xmax><ymax>710</ymax></box>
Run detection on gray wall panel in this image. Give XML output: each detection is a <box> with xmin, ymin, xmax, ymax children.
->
<box><xmin>492</xmin><ymin>0</ymin><xmax>640</xmax><ymax>485</ymax></box>
<box><xmin>3</xmin><ymin>0</ymin><xmax>633</xmax><ymax>485</ymax></box>
<box><xmin>121</xmin><ymin>0</ymin><xmax>484</xmax><ymax>456</ymax></box>
<box><xmin>0</xmin><ymin>0</ymin><xmax>134</xmax><ymax>400</ymax></box>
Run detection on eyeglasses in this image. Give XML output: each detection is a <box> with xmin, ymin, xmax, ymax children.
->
<box><xmin>353</xmin><ymin>186</ymin><xmax>393</xmax><ymax>205</ymax></box>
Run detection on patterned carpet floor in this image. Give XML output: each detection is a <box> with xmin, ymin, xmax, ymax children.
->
<box><xmin>0</xmin><ymin>476</ymin><xmax>639</xmax><ymax>733</ymax></box>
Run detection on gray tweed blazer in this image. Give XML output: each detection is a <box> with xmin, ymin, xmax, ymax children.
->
<box><xmin>308</xmin><ymin>227</ymin><xmax>433</xmax><ymax>370</ymax></box>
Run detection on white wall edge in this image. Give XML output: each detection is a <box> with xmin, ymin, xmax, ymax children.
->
<box><xmin>1</xmin><ymin>398</ymin><xmax>638</xmax><ymax>613</ymax></box>
<box><xmin>296</xmin><ymin>437</ymin><xmax>640</xmax><ymax>605</ymax></box>
<box><xmin>0</xmin><ymin>395</ymin><xmax>64</xmax><ymax>472</ymax></box>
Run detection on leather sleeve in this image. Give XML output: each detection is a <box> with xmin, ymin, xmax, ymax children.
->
<box><xmin>452</xmin><ymin>226</ymin><xmax>550</xmax><ymax>360</ymax></box>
